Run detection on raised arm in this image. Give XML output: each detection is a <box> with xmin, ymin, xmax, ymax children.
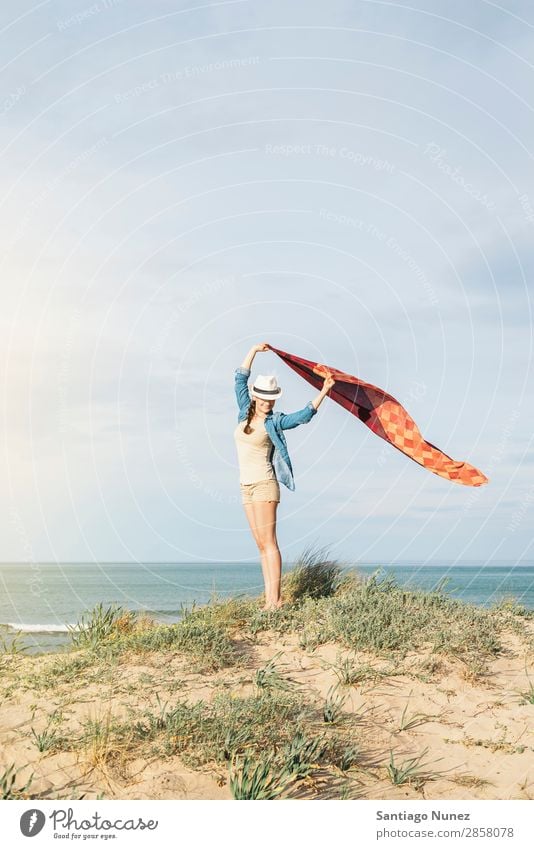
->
<box><xmin>235</xmin><ymin>342</ymin><xmax>269</xmax><ymax>415</ymax></box>
<box><xmin>278</xmin><ymin>375</ymin><xmax>335</xmax><ymax>430</ymax></box>
<box><xmin>311</xmin><ymin>374</ymin><xmax>335</xmax><ymax>411</ymax></box>
<box><xmin>240</xmin><ymin>341</ymin><xmax>269</xmax><ymax>370</ymax></box>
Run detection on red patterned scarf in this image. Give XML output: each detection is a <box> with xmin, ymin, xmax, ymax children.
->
<box><xmin>267</xmin><ymin>344</ymin><xmax>488</xmax><ymax>487</ymax></box>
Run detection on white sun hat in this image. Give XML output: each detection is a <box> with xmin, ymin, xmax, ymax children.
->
<box><xmin>250</xmin><ymin>374</ymin><xmax>283</xmax><ymax>400</ymax></box>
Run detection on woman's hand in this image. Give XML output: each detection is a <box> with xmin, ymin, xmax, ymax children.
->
<box><xmin>311</xmin><ymin>372</ymin><xmax>336</xmax><ymax>410</ymax></box>
<box><xmin>255</xmin><ymin>342</ymin><xmax>270</xmax><ymax>352</ymax></box>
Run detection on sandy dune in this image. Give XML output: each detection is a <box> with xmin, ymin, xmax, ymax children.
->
<box><xmin>1</xmin><ymin>620</ymin><xmax>533</xmax><ymax>800</ymax></box>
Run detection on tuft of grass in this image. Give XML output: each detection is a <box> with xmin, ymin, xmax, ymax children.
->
<box><xmin>386</xmin><ymin>747</ymin><xmax>440</xmax><ymax>788</ymax></box>
<box><xmin>281</xmin><ymin>542</ymin><xmax>348</xmax><ymax>602</ymax></box>
<box><xmin>458</xmin><ymin>654</ymin><xmax>490</xmax><ymax>683</ymax></box>
<box><xmin>519</xmin><ymin>682</ymin><xmax>534</xmax><ymax>704</ymax></box>
<box><xmin>254</xmin><ymin>652</ymin><xmax>296</xmax><ymax>693</ymax></box>
<box><xmin>281</xmin><ymin>730</ymin><xmax>328</xmax><ymax>779</ymax></box>
<box><xmin>30</xmin><ymin>710</ymin><xmax>66</xmax><ymax>753</ymax></box>
<box><xmin>1</xmin><ymin>763</ymin><xmax>35</xmax><ymax>799</ymax></box>
<box><xmin>68</xmin><ymin>603</ymin><xmax>139</xmax><ymax>649</ymax></box>
<box><xmin>323</xmin><ymin>684</ymin><xmax>348</xmax><ymax>723</ymax></box>
<box><xmin>0</xmin><ymin>630</ymin><xmax>30</xmax><ymax>656</ymax></box>
<box><xmin>338</xmin><ymin>745</ymin><xmax>360</xmax><ymax>772</ymax></box>
<box><xmin>322</xmin><ymin>653</ymin><xmax>397</xmax><ymax>691</ymax></box>
<box><xmin>228</xmin><ymin>728</ymin><xmax>330</xmax><ymax>798</ymax></box>
<box><xmin>396</xmin><ymin>690</ymin><xmax>437</xmax><ymax>732</ymax></box>
<box><xmin>220</xmin><ymin>726</ymin><xmax>253</xmax><ymax>762</ymax></box>
<box><xmin>516</xmin><ymin>665</ymin><xmax>534</xmax><ymax>704</ymax></box>
<box><xmin>79</xmin><ymin>704</ymin><xmax>120</xmax><ymax>774</ymax></box>
<box><xmin>13</xmin><ymin>646</ymin><xmax>125</xmax><ymax>699</ymax></box>
<box><xmin>228</xmin><ymin>752</ymin><xmax>297</xmax><ymax>799</ymax></box>
<box><xmin>59</xmin><ymin>677</ymin><xmax>370</xmax><ymax>801</ymax></box>
<box><xmin>329</xmin><ymin>655</ymin><xmax>363</xmax><ymax>686</ymax></box>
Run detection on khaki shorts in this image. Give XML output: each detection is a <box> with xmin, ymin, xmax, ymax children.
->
<box><xmin>240</xmin><ymin>478</ymin><xmax>280</xmax><ymax>504</ymax></box>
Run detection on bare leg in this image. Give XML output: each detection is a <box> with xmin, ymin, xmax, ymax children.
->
<box><xmin>243</xmin><ymin>504</ymin><xmax>270</xmax><ymax>598</ymax></box>
<box><xmin>253</xmin><ymin>500</ymin><xmax>283</xmax><ymax>608</ymax></box>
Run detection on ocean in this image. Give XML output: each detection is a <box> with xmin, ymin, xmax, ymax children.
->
<box><xmin>1</xmin><ymin>561</ymin><xmax>533</xmax><ymax>655</ymax></box>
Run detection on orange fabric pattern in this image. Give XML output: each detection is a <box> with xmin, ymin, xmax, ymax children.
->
<box><xmin>267</xmin><ymin>344</ymin><xmax>488</xmax><ymax>487</ymax></box>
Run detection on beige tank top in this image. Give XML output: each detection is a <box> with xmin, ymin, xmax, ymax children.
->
<box><xmin>233</xmin><ymin>417</ymin><xmax>276</xmax><ymax>484</ymax></box>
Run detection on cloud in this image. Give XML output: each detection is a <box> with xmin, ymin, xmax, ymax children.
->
<box><xmin>0</xmin><ymin>0</ymin><xmax>532</xmax><ymax>560</ymax></box>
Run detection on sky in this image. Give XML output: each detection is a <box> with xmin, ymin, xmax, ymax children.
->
<box><xmin>0</xmin><ymin>0</ymin><xmax>533</xmax><ymax>567</ymax></box>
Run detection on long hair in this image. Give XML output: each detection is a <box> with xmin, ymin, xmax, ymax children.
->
<box><xmin>243</xmin><ymin>398</ymin><xmax>256</xmax><ymax>434</ymax></box>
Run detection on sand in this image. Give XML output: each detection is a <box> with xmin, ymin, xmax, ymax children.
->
<box><xmin>1</xmin><ymin>624</ymin><xmax>533</xmax><ymax>800</ymax></box>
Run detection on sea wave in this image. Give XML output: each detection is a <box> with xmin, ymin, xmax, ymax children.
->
<box><xmin>2</xmin><ymin>622</ymin><xmax>79</xmax><ymax>634</ymax></box>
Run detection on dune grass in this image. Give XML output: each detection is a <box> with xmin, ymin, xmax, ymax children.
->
<box><xmin>3</xmin><ymin>544</ymin><xmax>533</xmax><ymax>800</ymax></box>
<box><xmin>65</xmin><ymin>600</ymin><xmax>242</xmax><ymax>673</ymax></box>
<box><xmin>1</xmin><ymin>763</ymin><xmax>35</xmax><ymax>799</ymax></box>
<box><xmin>30</xmin><ymin>710</ymin><xmax>66</xmax><ymax>754</ymax></box>
<box><xmin>282</xmin><ymin>542</ymin><xmax>353</xmax><ymax>601</ymax></box>
<box><xmin>55</xmin><ymin>683</ymin><xmax>365</xmax><ymax>800</ymax></box>
<box><xmin>386</xmin><ymin>747</ymin><xmax>442</xmax><ymax>789</ymax></box>
<box><xmin>55</xmin><ymin>545</ymin><xmax>532</xmax><ymax>672</ymax></box>
<box><xmin>36</xmin><ymin>561</ymin><xmax>525</xmax><ymax>693</ymax></box>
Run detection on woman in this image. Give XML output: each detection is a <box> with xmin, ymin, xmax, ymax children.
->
<box><xmin>234</xmin><ymin>342</ymin><xmax>335</xmax><ymax>611</ymax></box>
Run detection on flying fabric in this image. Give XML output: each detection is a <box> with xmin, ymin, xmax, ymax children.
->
<box><xmin>266</xmin><ymin>344</ymin><xmax>488</xmax><ymax>487</ymax></box>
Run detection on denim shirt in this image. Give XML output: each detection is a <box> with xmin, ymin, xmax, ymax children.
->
<box><xmin>234</xmin><ymin>366</ymin><xmax>317</xmax><ymax>490</ymax></box>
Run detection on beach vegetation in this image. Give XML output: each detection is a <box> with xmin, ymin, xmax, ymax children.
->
<box><xmin>395</xmin><ymin>690</ymin><xmax>439</xmax><ymax>732</ymax></box>
<box><xmin>228</xmin><ymin>752</ymin><xmax>297</xmax><ymax>799</ymax></box>
<box><xmin>323</xmin><ymin>683</ymin><xmax>348</xmax><ymax>723</ymax></box>
<box><xmin>321</xmin><ymin>653</ymin><xmax>402</xmax><ymax>691</ymax></box>
<box><xmin>254</xmin><ymin>651</ymin><xmax>297</xmax><ymax>692</ymax></box>
<box><xmin>517</xmin><ymin>666</ymin><xmax>534</xmax><ymax>704</ymax></box>
<box><xmin>30</xmin><ymin>710</ymin><xmax>66</xmax><ymax>753</ymax></box>
<box><xmin>282</xmin><ymin>542</ymin><xmax>351</xmax><ymax>601</ymax></box>
<box><xmin>68</xmin><ymin>602</ymin><xmax>138</xmax><ymax>649</ymax></box>
<box><xmin>2</xmin><ymin>545</ymin><xmax>532</xmax><ymax>800</ymax></box>
<box><xmin>0</xmin><ymin>630</ymin><xmax>31</xmax><ymax>655</ymax></box>
<box><xmin>1</xmin><ymin>763</ymin><xmax>35</xmax><ymax>799</ymax></box>
<box><xmin>386</xmin><ymin>747</ymin><xmax>440</xmax><ymax>788</ymax></box>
